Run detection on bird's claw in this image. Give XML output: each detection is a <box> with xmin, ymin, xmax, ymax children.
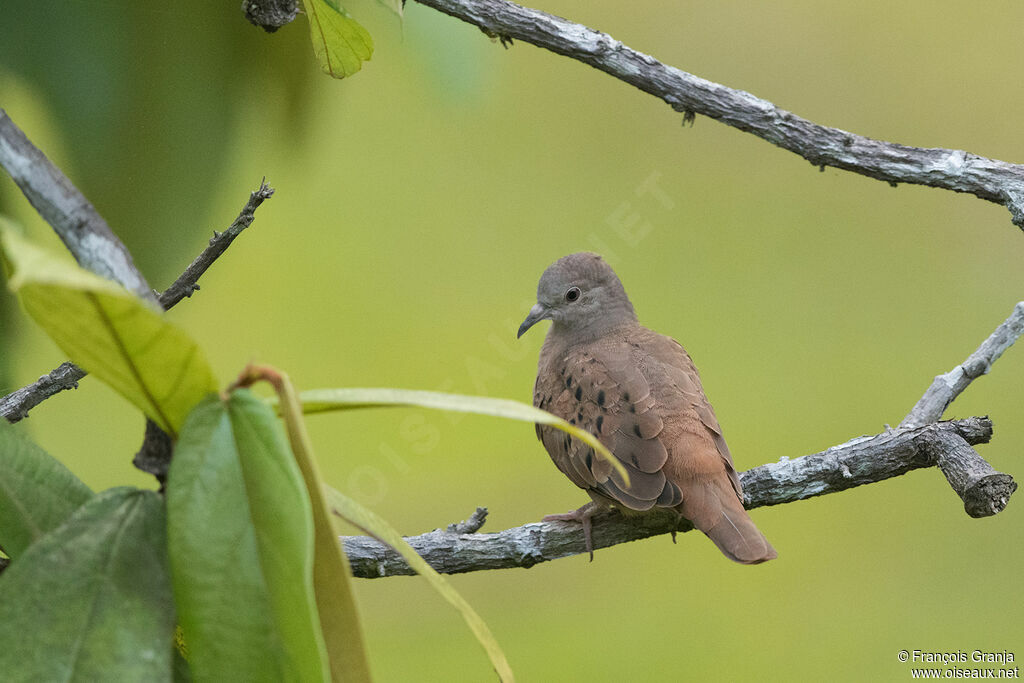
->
<box><xmin>543</xmin><ymin>502</ymin><xmax>598</xmax><ymax>561</ymax></box>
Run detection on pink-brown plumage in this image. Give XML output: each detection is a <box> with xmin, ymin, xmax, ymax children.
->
<box><xmin>520</xmin><ymin>253</ymin><xmax>775</xmax><ymax>564</ymax></box>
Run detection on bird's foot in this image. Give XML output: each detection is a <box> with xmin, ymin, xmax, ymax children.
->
<box><xmin>543</xmin><ymin>502</ymin><xmax>599</xmax><ymax>561</ymax></box>
<box><xmin>670</xmin><ymin>509</ymin><xmax>685</xmax><ymax>545</ymax></box>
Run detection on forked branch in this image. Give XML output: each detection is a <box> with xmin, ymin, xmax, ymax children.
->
<box><xmin>341</xmin><ymin>418</ymin><xmax>995</xmax><ymax>578</ymax></box>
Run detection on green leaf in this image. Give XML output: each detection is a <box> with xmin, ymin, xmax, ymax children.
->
<box><xmin>269</xmin><ymin>368</ymin><xmax>372</xmax><ymax>682</ymax></box>
<box><xmin>0</xmin><ymin>420</ymin><xmax>93</xmax><ymax>558</ymax></box>
<box><xmin>288</xmin><ymin>387</ymin><xmax>628</xmax><ymax>484</ymax></box>
<box><xmin>326</xmin><ymin>0</ymin><xmax>403</xmax><ymax>19</ymax></box>
<box><xmin>325</xmin><ymin>485</ymin><xmax>514</xmax><ymax>682</ymax></box>
<box><xmin>376</xmin><ymin>0</ymin><xmax>404</xmax><ymax>18</ymax></box>
<box><xmin>0</xmin><ymin>228</ymin><xmax>217</xmax><ymax>437</ymax></box>
<box><xmin>301</xmin><ymin>0</ymin><xmax>373</xmax><ymax>79</ymax></box>
<box><xmin>166</xmin><ymin>392</ymin><xmax>329</xmax><ymax>682</ymax></box>
<box><xmin>0</xmin><ymin>488</ymin><xmax>175</xmax><ymax>681</ymax></box>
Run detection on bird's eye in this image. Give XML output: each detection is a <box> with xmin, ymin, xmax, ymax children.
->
<box><xmin>565</xmin><ymin>287</ymin><xmax>581</xmax><ymax>302</ymax></box>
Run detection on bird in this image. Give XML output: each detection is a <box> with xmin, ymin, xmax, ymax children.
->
<box><xmin>518</xmin><ymin>252</ymin><xmax>776</xmax><ymax>564</ymax></box>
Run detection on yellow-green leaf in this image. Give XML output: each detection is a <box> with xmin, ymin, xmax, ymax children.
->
<box><xmin>325</xmin><ymin>485</ymin><xmax>514</xmax><ymax>683</ymax></box>
<box><xmin>0</xmin><ymin>227</ymin><xmax>217</xmax><ymax>437</ymax></box>
<box><xmin>284</xmin><ymin>387</ymin><xmax>628</xmax><ymax>485</ymax></box>
<box><xmin>265</xmin><ymin>368</ymin><xmax>372</xmax><ymax>682</ymax></box>
<box><xmin>302</xmin><ymin>0</ymin><xmax>373</xmax><ymax>79</ymax></box>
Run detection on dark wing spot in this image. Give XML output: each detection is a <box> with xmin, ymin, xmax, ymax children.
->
<box><xmin>563</xmin><ymin>434</ymin><xmax>571</xmax><ymax>450</ymax></box>
<box><xmin>569</xmin><ymin>418</ymin><xmax>576</xmax><ymax>425</ymax></box>
<box><xmin>565</xmin><ymin>375</ymin><xmax>573</xmax><ymax>388</ymax></box>
<box><xmin>576</xmin><ymin>412</ymin><xmax>583</xmax><ymax>423</ymax></box>
<box><xmin>628</xmin><ymin>404</ymin><xmax>636</xmax><ymax>413</ymax></box>
<box><xmin>574</xmin><ymin>386</ymin><xmax>582</xmax><ymax>401</ymax></box>
<box><xmin>631</xmin><ymin>455</ymin><xmax>640</xmax><ymax>467</ymax></box>
<box><xmin>633</xmin><ymin>424</ymin><xmax>643</xmax><ymax>438</ymax></box>
<box><xmin>597</xmin><ymin>390</ymin><xmax>605</xmax><ymax>406</ymax></box>
<box><xmin>585</xmin><ymin>449</ymin><xmax>594</xmax><ymax>470</ymax></box>
<box><xmin>596</xmin><ymin>415</ymin><xmax>604</xmax><ymax>432</ymax></box>
<box><xmin>622</xmin><ymin>392</ymin><xmax>630</xmax><ymax>402</ymax></box>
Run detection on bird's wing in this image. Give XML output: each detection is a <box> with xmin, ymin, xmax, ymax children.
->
<box><xmin>636</xmin><ymin>332</ymin><xmax>779</xmax><ymax>563</ymax></box>
<box><xmin>534</xmin><ymin>335</ymin><xmax>682</xmax><ymax>511</ymax></box>
<box><xmin>648</xmin><ymin>334</ymin><xmax>743</xmax><ymax>500</ymax></box>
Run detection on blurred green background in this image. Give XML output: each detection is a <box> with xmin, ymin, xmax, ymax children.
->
<box><xmin>2</xmin><ymin>1</ymin><xmax>1021</xmax><ymax>680</ymax></box>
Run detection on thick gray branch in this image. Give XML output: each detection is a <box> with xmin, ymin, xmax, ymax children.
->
<box><xmin>0</xmin><ymin>109</ymin><xmax>155</xmax><ymax>300</ymax></box>
<box><xmin>408</xmin><ymin>0</ymin><xmax>1024</xmax><ymax>227</ymax></box>
<box><xmin>928</xmin><ymin>430</ymin><xmax>1016</xmax><ymax>518</ymax></box>
<box><xmin>342</xmin><ymin>417</ymin><xmax>992</xmax><ymax>578</ymax></box>
<box><xmin>901</xmin><ymin>301</ymin><xmax>1024</xmax><ymax>428</ymax></box>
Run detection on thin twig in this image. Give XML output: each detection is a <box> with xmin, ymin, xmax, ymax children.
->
<box><xmin>0</xmin><ymin>175</ymin><xmax>274</xmax><ymax>422</ymax></box>
<box><xmin>901</xmin><ymin>301</ymin><xmax>1024</xmax><ymax>428</ymax></box>
<box><xmin>0</xmin><ymin>363</ymin><xmax>84</xmax><ymax>422</ymax></box>
<box><xmin>342</xmin><ymin>418</ymin><xmax>992</xmax><ymax>577</ymax></box>
<box><xmin>158</xmin><ymin>179</ymin><xmax>274</xmax><ymax>309</ymax></box>
<box><xmin>447</xmin><ymin>507</ymin><xmax>489</xmax><ymax>534</ymax></box>
<box><xmin>407</xmin><ymin>0</ymin><xmax>1024</xmax><ymax>227</ymax></box>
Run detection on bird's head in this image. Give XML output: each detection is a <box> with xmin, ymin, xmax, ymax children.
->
<box><xmin>517</xmin><ymin>252</ymin><xmax>637</xmax><ymax>341</ymax></box>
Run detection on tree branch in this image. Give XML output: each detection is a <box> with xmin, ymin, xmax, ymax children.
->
<box><xmin>890</xmin><ymin>301</ymin><xmax>1023</xmax><ymax>518</ymax></box>
<box><xmin>406</xmin><ymin>0</ymin><xmax>1024</xmax><ymax>228</ymax></box>
<box><xmin>901</xmin><ymin>301</ymin><xmax>1024</xmax><ymax>428</ymax></box>
<box><xmin>928</xmin><ymin>429</ymin><xmax>1016</xmax><ymax>518</ymax></box>
<box><xmin>242</xmin><ymin>0</ymin><xmax>299</xmax><ymax>32</ymax></box>
<box><xmin>0</xmin><ymin>109</ymin><xmax>155</xmax><ymax>301</ymax></box>
<box><xmin>157</xmin><ymin>179</ymin><xmax>274</xmax><ymax>309</ymax></box>
<box><xmin>0</xmin><ymin>110</ymin><xmax>273</xmax><ymax>422</ymax></box>
<box><xmin>341</xmin><ymin>418</ymin><xmax>993</xmax><ymax>578</ymax></box>
<box><xmin>0</xmin><ymin>362</ymin><xmax>85</xmax><ymax>422</ymax></box>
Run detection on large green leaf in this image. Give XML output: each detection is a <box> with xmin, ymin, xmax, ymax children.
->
<box><xmin>288</xmin><ymin>387</ymin><xmax>628</xmax><ymax>484</ymax></box>
<box><xmin>270</xmin><ymin>369</ymin><xmax>372</xmax><ymax>682</ymax></box>
<box><xmin>0</xmin><ymin>419</ymin><xmax>93</xmax><ymax>558</ymax></box>
<box><xmin>0</xmin><ymin>228</ymin><xmax>217</xmax><ymax>437</ymax></box>
<box><xmin>302</xmin><ymin>0</ymin><xmax>373</xmax><ymax>79</ymax></box>
<box><xmin>166</xmin><ymin>392</ymin><xmax>328</xmax><ymax>682</ymax></box>
<box><xmin>0</xmin><ymin>488</ymin><xmax>175</xmax><ymax>681</ymax></box>
<box><xmin>325</xmin><ymin>486</ymin><xmax>514</xmax><ymax>682</ymax></box>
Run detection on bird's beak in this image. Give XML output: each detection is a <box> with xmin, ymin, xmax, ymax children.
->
<box><xmin>517</xmin><ymin>303</ymin><xmax>550</xmax><ymax>338</ymax></box>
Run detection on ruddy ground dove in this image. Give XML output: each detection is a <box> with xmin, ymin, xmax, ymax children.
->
<box><xmin>518</xmin><ymin>252</ymin><xmax>776</xmax><ymax>564</ymax></box>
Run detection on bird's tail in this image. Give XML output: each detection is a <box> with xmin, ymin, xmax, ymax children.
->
<box><xmin>678</xmin><ymin>479</ymin><xmax>777</xmax><ymax>564</ymax></box>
